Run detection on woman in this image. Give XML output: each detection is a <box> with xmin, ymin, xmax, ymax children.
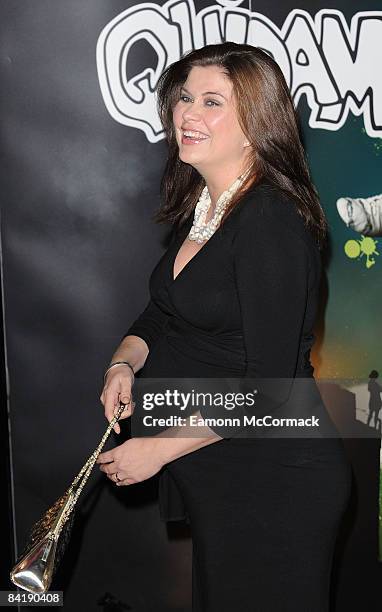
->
<box><xmin>96</xmin><ymin>42</ymin><xmax>351</xmax><ymax>611</ymax></box>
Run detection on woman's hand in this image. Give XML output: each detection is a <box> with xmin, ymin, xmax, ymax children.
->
<box><xmin>96</xmin><ymin>437</ymin><xmax>166</xmax><ymax>486</ymax></box>
<box><xmin>100</xmin><ymin>364</ymin><xmax>135</xmax><ymax>434</ymax></box>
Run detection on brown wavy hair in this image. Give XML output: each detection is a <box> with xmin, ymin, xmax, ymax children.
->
<box><xmin>153</xmin><ymin>41</ymin><xmax>328</xmax><ymax>250</ymax></box>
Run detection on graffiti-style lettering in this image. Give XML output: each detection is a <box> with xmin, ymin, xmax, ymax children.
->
<box><xmin>96</xmin><ymin>2</ymin><xmax>382</xmax><ymax>141</ymax></box>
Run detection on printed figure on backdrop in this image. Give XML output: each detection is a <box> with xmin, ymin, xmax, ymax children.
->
<box><xmin>336</xmin><ymin>193</ymin><xmax>382</xmax><ymax>237</ymax></box>
<box><xmin>336</xmin><ymin>193</ymin><xmax>381</xmax><ymax>268</ymax></box>
<box><xmin>367</xmin><ymin>370</ymin><xmax>382</xmax><ymax>431</ymax></box>
<box><xmin>96</xmin><ymin>42</ymin><xmax>352</xmax><ymax>611</ymax></box>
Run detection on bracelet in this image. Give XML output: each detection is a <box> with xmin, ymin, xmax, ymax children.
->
<box><xmin>103</xmin><ymin>361</ymin><xmax>135</xmax><ymax>386</ymax></box>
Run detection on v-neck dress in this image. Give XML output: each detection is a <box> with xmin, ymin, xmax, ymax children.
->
<box><xmin>123</xmin><ymin>179</ymin><xmax>351</xmax><ymax>611</ymax></box>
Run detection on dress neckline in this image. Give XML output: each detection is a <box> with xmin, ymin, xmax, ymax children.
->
<box><xmin>170</xmin><ymin>178</ymin><xmax>266</xmax><ymax>285</ymax></box>
<box><xmin>171</xmin><ymin>214</ymin><xmax>215</xmax><ymax>284</ymax></box>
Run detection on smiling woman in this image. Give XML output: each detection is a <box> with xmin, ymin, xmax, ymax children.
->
<box><xmin>172</xmin><ymin>64</ymin><xmax>252</xmax><ymax>209</ymax></box>
<box><xmin>98</xmin><ymin>41</ymin><xmax>351</xmax><ymax>612</ymax></box>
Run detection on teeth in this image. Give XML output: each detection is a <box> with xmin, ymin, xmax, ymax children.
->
<box><xmin>183</xmin><ymin>130</ymin><xmax>209</xmax><ymax>139</ymax></box>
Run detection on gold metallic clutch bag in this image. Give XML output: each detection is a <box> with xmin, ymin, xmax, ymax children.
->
<box><xmin>10</xmin><ymin>402</ymin><xmax>127</xmax><ymax>594</ymax></box>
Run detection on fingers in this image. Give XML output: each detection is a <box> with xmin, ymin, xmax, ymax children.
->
<box><xmin>120</xmin><ymin>380</ymin><xmax>135</xmax><ymax>414</ymax></box>
<box><xmin>118</xmin><ymin>398</ymin><xmax>136</xmax><ymax>418</ymax></box>
<box><xmin>99</xmin><ymin>465</ymin><xmax>134</xmax><ymax>486</ymax></box>
<box><xmin>105</xmin><ymin>389</ymin><xmax>122</xmax><ymax>434</ymax></box>
<box><xmin>114</xmin><ymin>477</ymin><xmax>133</xmax><ymax>487</ymax></box>
<box><xmin>99</xmin><ymin>370</ymin><xmax>135</xmax><ymax>434</ymax></box>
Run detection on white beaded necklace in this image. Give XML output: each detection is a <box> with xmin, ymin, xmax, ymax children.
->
<box><xmin>188</xmin><ymin>171</ymin><xmax>249</xmax><ymax>243</ymax></box>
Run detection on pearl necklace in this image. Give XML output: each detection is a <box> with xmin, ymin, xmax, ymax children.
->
<box><xmin>188</xmin><ymin>172</ymin><xmax>248</xmax><ymax>243</ymax></box>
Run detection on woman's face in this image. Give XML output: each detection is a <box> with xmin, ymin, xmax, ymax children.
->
<box><xmin>172</xmin><ymin>65</ymin><xmax>250</xmax><ymax>175</ymax></box>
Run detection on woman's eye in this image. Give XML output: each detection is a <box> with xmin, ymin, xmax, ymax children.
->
<box><xmin>179</xmin><ymin>95</ymin><xmax>219</xmax><ymax>107</ymax></box>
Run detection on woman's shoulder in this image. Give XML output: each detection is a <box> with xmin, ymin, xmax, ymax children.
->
<box><xmin>233</xmin><ymin>179</ymin><xmax>317</xmax><ymax>252</ymax></box>
<box><xmin>237</xmin><ymin>179</ymin><xmax>303</xmax><ymax>225</ymax></box>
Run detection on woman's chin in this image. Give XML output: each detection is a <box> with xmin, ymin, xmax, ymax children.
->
<box><xmin>179</xmin><ymin>148</ymin><xmax>206</xmax><ymax>161</ymax></box>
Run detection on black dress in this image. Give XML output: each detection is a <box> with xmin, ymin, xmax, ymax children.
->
<box><xmin>124</xmin><ymin>179</ymin><xmax>351</xmax><ymax>612</ymax></box>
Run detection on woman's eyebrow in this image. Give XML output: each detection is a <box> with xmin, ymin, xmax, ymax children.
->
<box><xmin>180</xmin><ymin>86</ymin><xmax>227</xmax><ymax>100</ymax></box>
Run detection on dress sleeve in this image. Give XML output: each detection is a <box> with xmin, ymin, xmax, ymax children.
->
<box><xmin>121</xmin><ymin>224</ymin><xmax>179</xmax><ymax>351</ymax></box>
<box><xmin>233</xmin><ymin>201</ymin><xmax>309</xmax><ymax>380</ymax></box>
<box><xmin>121</xmin><ymin>297</ymin><xmax>170</xmax><ymax>352</ymax></box>
<box><xmin>200</xmin><ymin>196</ymin><xmax>312</xmax><ymax>438</ymax></box>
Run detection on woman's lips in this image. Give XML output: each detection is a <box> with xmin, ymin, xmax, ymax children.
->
<box><xmin>181</xmin><ymin>134</ymin><xmax>210</xmax><ymax>145</ymax></box>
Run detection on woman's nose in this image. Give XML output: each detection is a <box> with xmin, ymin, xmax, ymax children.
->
<box><xmin>182</xmin><ymin>103</ymin><xmax>202</xmax><ymax>122</ymax></box>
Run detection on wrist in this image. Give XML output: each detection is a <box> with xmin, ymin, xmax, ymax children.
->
<box><xmin>103</xmin><ymin>361</ymin><xmax>135</xmax><ymax>385</ymax></box>
<box><xmin>152</xmin><ymin>436</ymin><xmax>174</xmax><ymax>466</ymax></box>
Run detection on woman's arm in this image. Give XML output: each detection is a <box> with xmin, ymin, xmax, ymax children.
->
<box><xmin>124</xmin><ymin>298</ymin><xmax>225</xmax><ymax>457</ymax></box>
<box><xmin>101</xmin><ymin>297</ymin><xmax>171</xmax><ymax>432</ymax></box>
<box><xmin>109</xmin><ymin>335</ymin><xmax>149</xmax><ymax>375</ymax></box>
<box><xmin>153</xmin><ymin>414</ymin><xmax>223</xmax><ymax>465</ymax></box>
<box><xmin>121</xmin><ymin>297</ymin><xmax>171</xmax><ymax>356</ymax></box>
<box><xmin>111</xmin><ymin>296</ymin><xmax>172</xmax><ymax>373</ymax></box>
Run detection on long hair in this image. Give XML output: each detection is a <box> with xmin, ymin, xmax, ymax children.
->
<box><xmin>153</xmin><ymin>41</ymin><xmax>328</xmax><ymax>250</ymax></box>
